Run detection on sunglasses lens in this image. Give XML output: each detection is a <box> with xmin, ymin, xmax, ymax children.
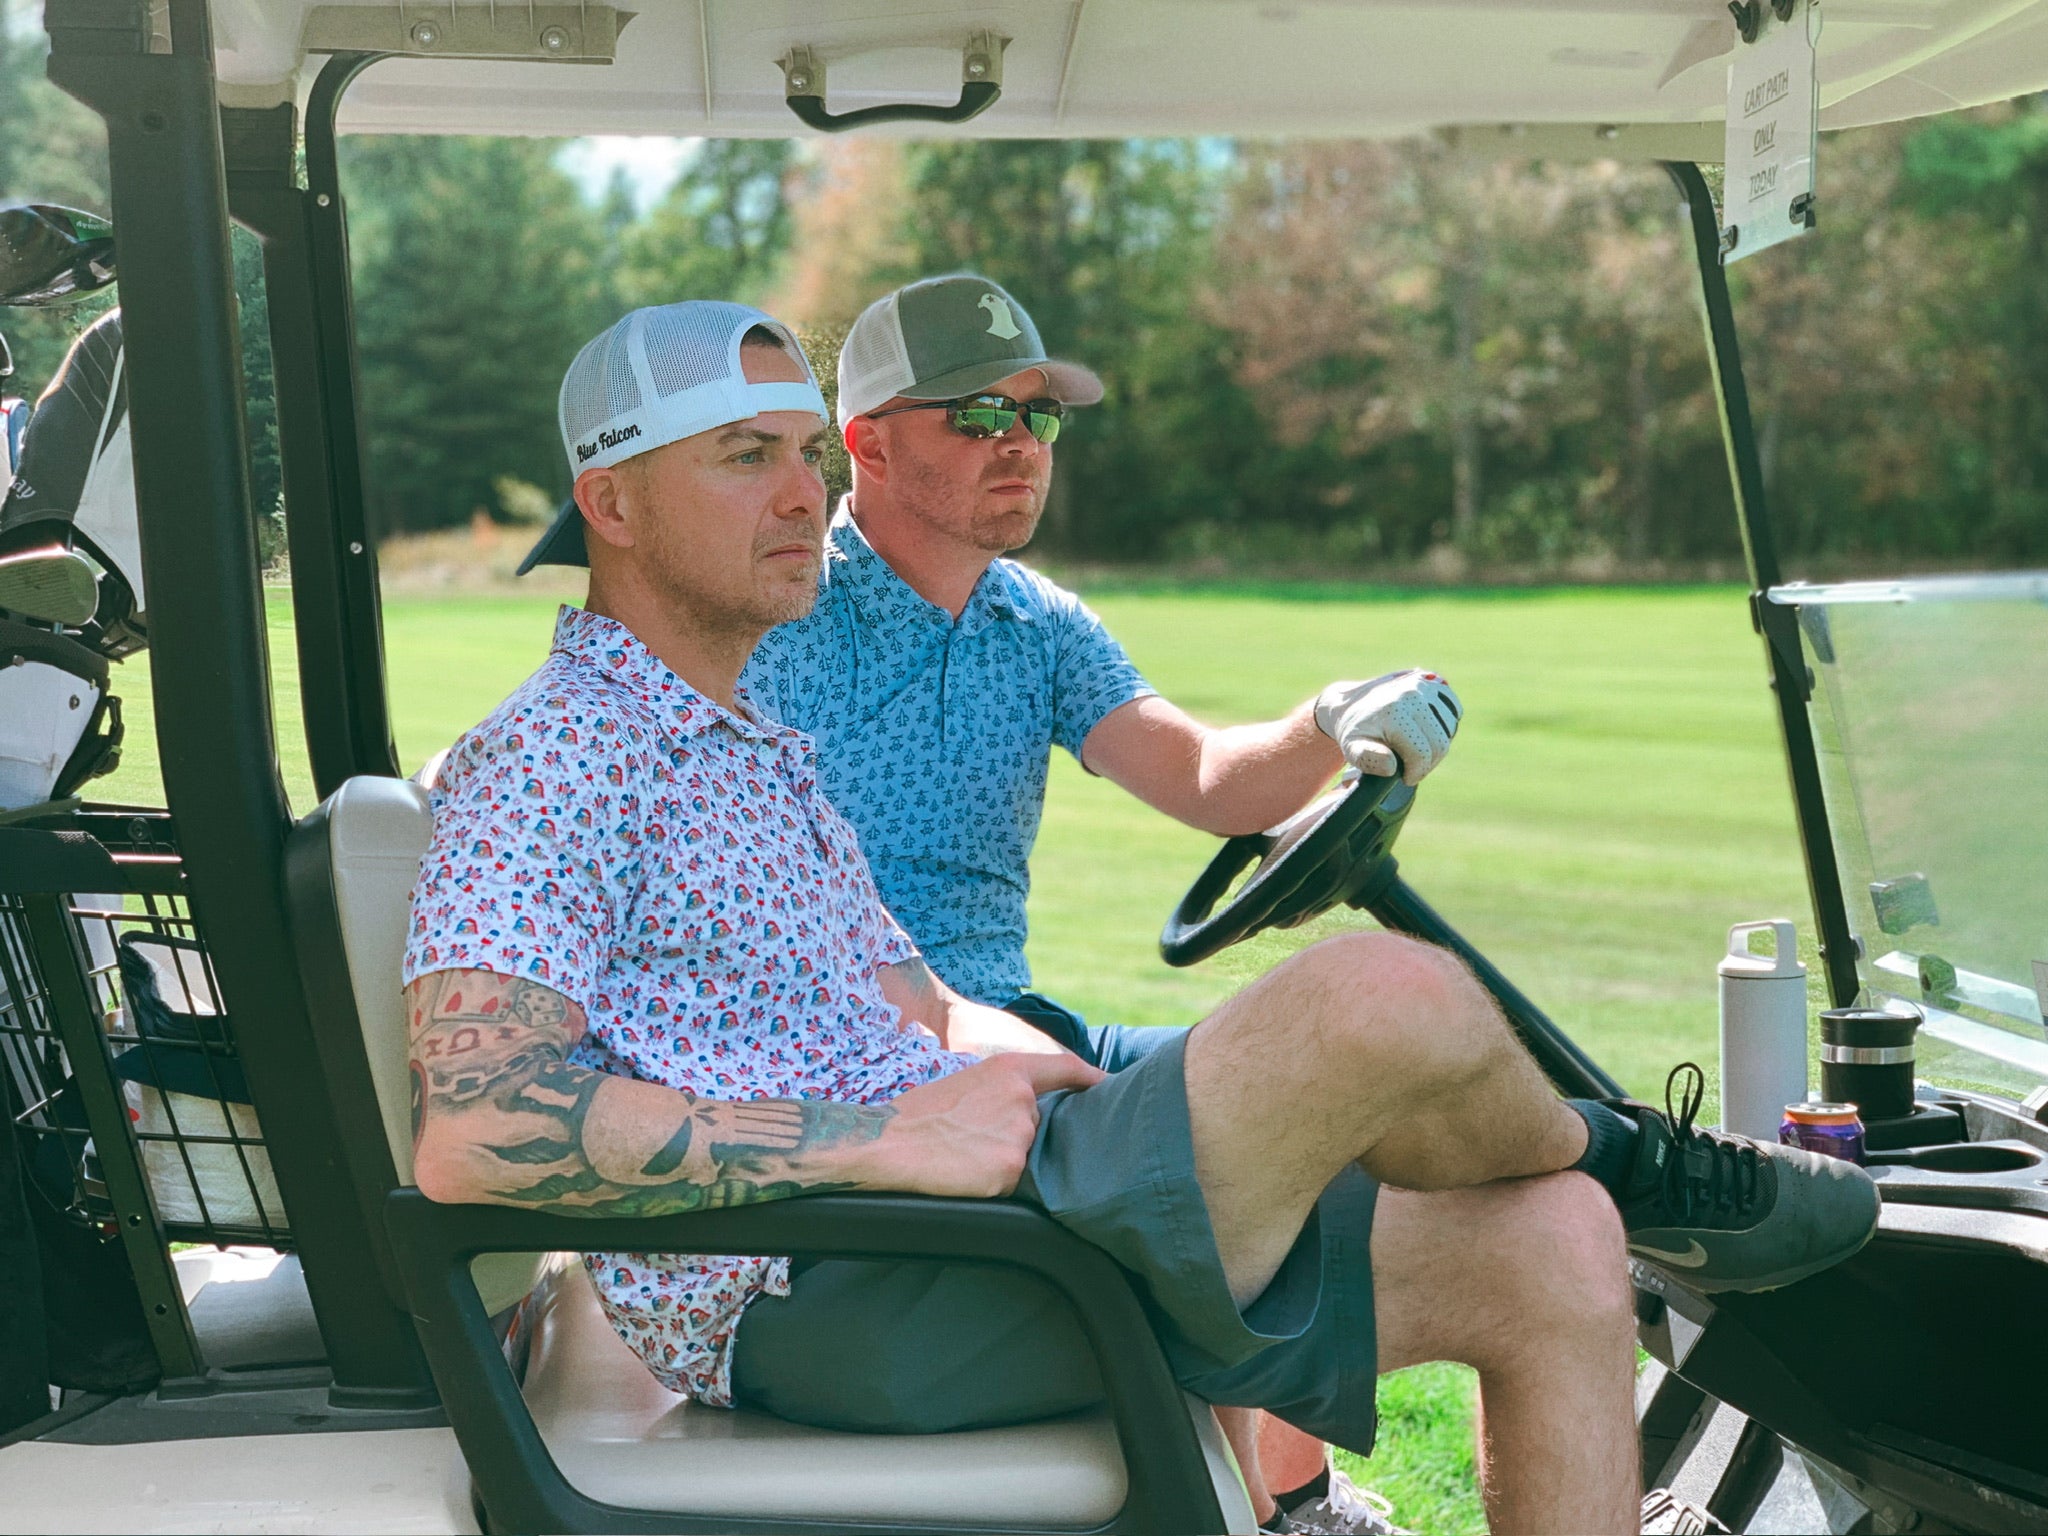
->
<box><xmin>950</xmin><ymin>399</ymin><xmax>1015</xmax><ymax>438</ymax></box>
<box><xmin>1024</xmin><ymin>403</ymin><xmax>1063</xmax><ymax>444</ymax></box>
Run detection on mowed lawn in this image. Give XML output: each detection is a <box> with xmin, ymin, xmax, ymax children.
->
<box><xmin>97</xmin><ymin>581</ymin><xmax>1807</xmax><ymax>1534</ymax></box>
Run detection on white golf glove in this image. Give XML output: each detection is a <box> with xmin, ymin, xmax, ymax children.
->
<box><xmin>1314</xmin><ymin>670</ymin><xmax>1463</xmax><ymax>785</ymax></box>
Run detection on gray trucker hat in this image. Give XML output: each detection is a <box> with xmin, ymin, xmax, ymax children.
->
<box><xmin>519</xmin><ymin>300</ymin><xmax>826</xmax><ymax>574</ymax></box>
<box><xmin>836</xmin><ymin>275</ymin><xmax>1103</xmax><ymax>430</ymax></box>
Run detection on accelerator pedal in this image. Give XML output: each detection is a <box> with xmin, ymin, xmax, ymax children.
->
<box><xmin>1641</xmin><ymin>1487</ymin><xmax>1730</xmax><ymax>1535</ymax></box>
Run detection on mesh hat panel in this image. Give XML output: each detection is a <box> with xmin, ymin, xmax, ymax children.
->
<box><xmin>837</xmin><ymin>292</ymin><xmax>916</xmax><ymax>428</ymax></box>
<box><xmin>555</xmin><ymin>301</ymin><xmax>824</xmax><ymax>477</ymax></box>
<box><xmin>528</xmin><ymin>301</ymin><xmax>827</xmax><ymax>574</ymax></box>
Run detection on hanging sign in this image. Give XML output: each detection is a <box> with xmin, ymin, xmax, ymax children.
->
<box><xmin>1723</xmin><ymin>0</ymin><xmax>1822</xmax><ymax>264</ymax></box>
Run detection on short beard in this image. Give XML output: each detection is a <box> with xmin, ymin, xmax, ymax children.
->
<box><xmin>897</xmin><ymin>448</ymin><xmax>1043</xmax><ymax>554</ymax></box>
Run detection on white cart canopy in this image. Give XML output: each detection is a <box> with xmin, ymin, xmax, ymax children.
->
<box><xmin>207</xmin><ymin>0</ymin><xmax>2048</xmax><ymax>155</ymax></box>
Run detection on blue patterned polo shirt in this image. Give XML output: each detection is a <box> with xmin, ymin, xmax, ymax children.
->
<box><xmin>741</xmin><ymin>510</ymin><xmax>1153</xmax><ymax>1004</ymax></box>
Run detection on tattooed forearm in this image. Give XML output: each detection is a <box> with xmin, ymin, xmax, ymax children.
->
<box><xmin>405</xmin><ymin>969</ymin><xmax>893</xmax><ymax>1216</ymax></box>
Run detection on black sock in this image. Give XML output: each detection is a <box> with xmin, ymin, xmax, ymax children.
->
<box><xmin>1275</xmin><ymin>1466</ymin><xmax>1330</xmax><ymax>1514</ymax></box>
<box><xmin>1567</xmin><ymin>1100</ymin><xmax>1640</xmax><ymax>1199</ymax></box>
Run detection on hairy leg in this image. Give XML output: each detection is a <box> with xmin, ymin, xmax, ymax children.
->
<box><xmin>1374</xmin><ymin>1176</ymin><xmax>1638</xmax><ymax>1535</ymax></box>
<box><xmin>1184</xmin><ymin>931</ymin><xmax>1591</xmax><ymax>1301</ymax></box>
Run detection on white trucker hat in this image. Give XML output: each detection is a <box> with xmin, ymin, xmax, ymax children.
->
<box><xmin>836</xmin><ymin>274</ymin><xmax>1103</xmax><ymax>430</ymax></box>
<box><xmin>519</xmin><ymin>301</ymin><xmax>827</xmax><ymax>573</ymax></box>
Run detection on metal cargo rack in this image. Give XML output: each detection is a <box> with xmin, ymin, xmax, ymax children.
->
<box><xmin>1</xmin><ymin>808</ymin><xmax>288</xmax><ymax>1383</ymax></box>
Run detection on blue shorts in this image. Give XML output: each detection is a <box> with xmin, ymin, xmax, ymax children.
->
<box><xmin>1002</xmin><ymin>989</ymin><xmax>1183</xmax><ymax>1072</ymax></box>
<box><xmin>732</xmin><ymin>1013</ymin><xmax>1381</xmax><ymax>1453</ymax></box>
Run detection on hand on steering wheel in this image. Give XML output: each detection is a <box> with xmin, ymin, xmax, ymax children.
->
<box><xmin>1315</xmin><ymin>670</ymin><xmax>1461</xmax><ymax>785</ymax></box>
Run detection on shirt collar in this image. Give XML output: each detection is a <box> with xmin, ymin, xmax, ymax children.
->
<box><xmin>827</xmin><ymin>502</ymin><xmax>1037</xmax><ymax>638</ymax></box>
<box><xmin>551</xmin><ymin>605</ymin><xmax>802</xmax><ymax>751</ymax></box>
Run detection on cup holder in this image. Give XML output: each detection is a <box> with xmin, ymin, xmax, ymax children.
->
<box><xmin>1897</xmin><ymin>1143</ymin><xmax>2042</xmax><ymax>1174</ymax></box>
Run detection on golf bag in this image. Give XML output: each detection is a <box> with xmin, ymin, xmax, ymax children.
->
<box><xmin>0</xmin><ymin>306</ymin><xmax>136</xmax><ymax>812</ymax></box>
<box><xmin>0</xmin><ymin>308</ymin><xmax>144</xmax><ymax>659</ymax></box>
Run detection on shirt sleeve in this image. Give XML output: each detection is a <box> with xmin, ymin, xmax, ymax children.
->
<box><xmin>400</xmin><ymin>691</ymin><xmax>642</xmax><ymax>1010</ymax></box>
<box><xmin>1048</xmin><ymin>589</ymin><xmax>1155</xmax><ymax>759</ymax></box>
<box><xmin>872</xmin><ymin>904</ymin><xmax>918</xmax><ymax>970</ymax></box>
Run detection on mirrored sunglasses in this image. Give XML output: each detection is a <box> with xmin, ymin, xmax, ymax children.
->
<box><xmin>866</xmin><ymin>393</ymin><xmax>1064</xmax><ymax>444</ymax></box>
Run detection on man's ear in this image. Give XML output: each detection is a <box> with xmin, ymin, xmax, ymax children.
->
<box><xmin>844</xmin><ymin>416</ymin><xmax>890</xmax><ymax>483</ymax></box>
<box><xmin>575</xmin><ymin>464</ymin><xmax>635</xmax><ymax>552</ymax></box>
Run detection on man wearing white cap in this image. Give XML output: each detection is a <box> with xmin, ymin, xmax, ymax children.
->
<box><xmin>428</xmin><ymin>300</ymin><xmax>1866</xmax><ymax>1536</ymax></box>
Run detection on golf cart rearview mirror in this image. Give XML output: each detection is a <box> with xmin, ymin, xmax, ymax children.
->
<box><xmin>0</xmin><ymin>203</ymin><xmax>115</xmax><ymax>307</ymax></box>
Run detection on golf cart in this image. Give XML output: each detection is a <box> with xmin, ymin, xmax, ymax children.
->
<box><xmin>2</xmin><ymin>2</ymin><xmax>2046</xmax><ymax>1531</ymax></box>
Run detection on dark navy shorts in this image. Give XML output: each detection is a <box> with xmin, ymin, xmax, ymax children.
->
<box><xmin>731</xmin><ymin>1002</ymin><xmax>1381</xmax><ymax>1455</ymax></box>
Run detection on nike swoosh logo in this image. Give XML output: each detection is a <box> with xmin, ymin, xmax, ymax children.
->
<box><xmin>1630</xmin><ymin>1238</ymin><xmax>1711</xmax><ymax>1268</ymax></box>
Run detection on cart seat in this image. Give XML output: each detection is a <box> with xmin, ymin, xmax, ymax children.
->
<box><xmin>297</xmin><ymin>774</ymin><xmax>1255</xmax><ymax>1533</ymax></box>
<box><xmin>520</xmin><ymin>1255</ymin><xmax>1127</xmax><ymax>1525</ymax></box>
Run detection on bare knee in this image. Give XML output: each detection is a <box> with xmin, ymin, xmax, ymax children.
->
<box><xmin>1285</xmin><ymin>932</ymin><xmax>1506</xmax><ymax>1090</ymax></box>
<box><xmin>1468</xmin><ymin>1175</ymin><xmax>1634</xmax><ymax>1362</ymax></box>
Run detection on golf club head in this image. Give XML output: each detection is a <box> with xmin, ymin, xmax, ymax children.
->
<box><xmin>0</xmin><ymin>544</ymin><xmax>100</xmax><ymax>626</ymax></box>
<box><xmin>0</xmin><ymin>204</ymin><xmax>116</xmax><ymax>308</ymax></box>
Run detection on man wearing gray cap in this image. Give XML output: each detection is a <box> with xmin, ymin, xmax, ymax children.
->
<box><xmin>735</xmin><ymin>275</ymin><xmax>1880</xmax><ymax>1532</ymax></box>
<box><xmin>740</xmin><ymin>273</ymin><xmax>1456</xmax><ymax>1531</ymax></box>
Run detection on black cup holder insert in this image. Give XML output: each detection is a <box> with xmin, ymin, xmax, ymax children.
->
<box><xmin>1896</xmin><ymin>1143</ymin><xmax>2041</xmax><ymax>1174</ymax></box>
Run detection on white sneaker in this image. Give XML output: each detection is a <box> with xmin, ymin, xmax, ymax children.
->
<box><xmin>1276</xmin><ymin>1467</ymin><xmax>1411</xmax><ymax>1536</ymax></box>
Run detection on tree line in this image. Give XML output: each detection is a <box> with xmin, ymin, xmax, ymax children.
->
<box><xmin>7</xmin><ymin>1</ymin><xmax>2047</xmax><ymax>575</ymax></box>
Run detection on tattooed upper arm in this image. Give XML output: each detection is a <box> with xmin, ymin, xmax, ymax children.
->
<box><xmin>403</xmin><ymin>967</ymin><xmax>891</xmax><ymax>1216</ymax></box>
<box><xmin>406</xmin><ymin>969</ymin><xmax>586</xmax><ymax>1151</ymax></box>
<box><xmin>878</xmin><ymin>955</ymin><xmax>944</xmax><ymax>1036</ymax></box>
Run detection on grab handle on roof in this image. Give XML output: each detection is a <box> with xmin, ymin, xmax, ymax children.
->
<box><xmin>780</xmin><ymin>32</ymin><xmax>1006</xmax><ymax>134</ymax></box>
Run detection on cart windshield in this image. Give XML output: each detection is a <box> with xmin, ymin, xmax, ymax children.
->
<box><xmin>1773</xmin><ymin>573</ymin><xmax>2048</xmax><ymax>1096</ymax></box>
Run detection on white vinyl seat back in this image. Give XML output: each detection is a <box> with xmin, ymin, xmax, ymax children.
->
<box><xmin>318</xmin><ymin>774</ymin><xmax>551</xmax><ymax>1315</ymax></box>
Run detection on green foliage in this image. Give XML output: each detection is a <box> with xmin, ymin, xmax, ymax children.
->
<box><xmin>9</xmin><ymin>0</ymin><xmax>2048</xmax><ymax>568</ymax></box>
<box><xmin>341</xmin><ymin>136</ymin><xmax>611</xmax><ymax>534</ymax></box>
<box><xmin>620</xmin><ymin>140</ymin><xmax>794</xmax><ymax>308</ymax></box>
<box><xmin>1898</xmin><ymin>105</ymin><xmax>2048</xmax><ymax>219</ymax></box>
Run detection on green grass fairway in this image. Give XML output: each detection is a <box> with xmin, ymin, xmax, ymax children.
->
<box><xmin>95</xmin><ymin>581</ymin><xmax>1807</xmax><ymax>1533</ymax></box>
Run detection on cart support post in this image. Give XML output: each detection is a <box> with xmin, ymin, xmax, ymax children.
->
<box><xmin>45</xmin><ymin>0</ymin><xmax>434</xmax><ymax>1404</ymax></box>
<box><xmin>1666</xmin><ymin>161</ymin><xmax>1861</xmax><ymax>1009</ymax></box>
<box><xmin>223</xmin><ymin>82</ymin><xmax>402</xmax><ymax>797</ymax></box>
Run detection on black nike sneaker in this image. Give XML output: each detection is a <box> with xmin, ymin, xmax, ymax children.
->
<box><xmin>1611</xmin><ymin>1063</ymin><xmax>1880</xmax><ymax>1293</ymax></box>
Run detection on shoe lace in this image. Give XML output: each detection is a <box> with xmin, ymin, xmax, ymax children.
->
<box><xmin>1658</xmin><ymin>1062</ymin><xmax>1762</xmax><ymax>1224</ymax></box>
<box><xmin>1297</xmin><ymin>1469</ymin><xmax>1409</xmax><ymax>1536</ymax></box>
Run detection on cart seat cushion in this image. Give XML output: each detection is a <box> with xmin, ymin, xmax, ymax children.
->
<box><xmin>523</xmin><ymin>1260</ymin><xmax>1130</xmax><ymax>1527</ymax></box>
<box><xmin>315</xmin><ymin>774</ymin><xmax>548</xmax><ymax>1316</ymax></box>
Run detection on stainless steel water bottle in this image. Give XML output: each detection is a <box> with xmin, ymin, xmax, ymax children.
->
<box><xmin>1718</xmin><ymin>919</ymin><xmax>1808</xmax><ymax>1141</ymax></box>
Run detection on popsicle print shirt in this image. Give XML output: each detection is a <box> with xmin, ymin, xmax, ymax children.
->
<box><xmin>402</xmin><ymin>604</ymin><xmax>974</xmax><ymax>1405</ymax></box>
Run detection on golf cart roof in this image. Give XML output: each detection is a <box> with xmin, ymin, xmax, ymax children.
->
<box><xmin>219</xmin><ymin>0</ymin><xmax>2048</xmax><ymax>153</ymax></box>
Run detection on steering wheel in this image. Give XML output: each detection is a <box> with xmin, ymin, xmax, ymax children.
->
<box><xmin>1159</xmin><ymin>771</ymin><xmax>1418</xmax><ymax>967</ymax></box>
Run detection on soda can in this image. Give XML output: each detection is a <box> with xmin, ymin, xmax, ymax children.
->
<box><xmin>1781</xmin><ymin>1101</ymin><xmax>1867</xmax><ymax>1165</ymax></box>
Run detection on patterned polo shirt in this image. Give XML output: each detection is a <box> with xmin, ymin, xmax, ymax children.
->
<box><xmin>403</xmin><ymin>605</ymin><xmax>974</xmax><ymax>1405</ymax></box>
<box><xmin>741</xmin><ymin>510</ymin><xmax>1153</xmax><ymax>1004</ymax></box>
